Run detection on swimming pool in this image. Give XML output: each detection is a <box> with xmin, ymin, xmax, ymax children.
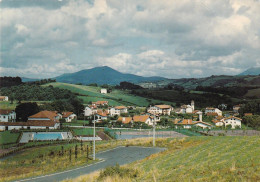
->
<box><xmin>33</xmin><ymin>132</ymin><xmax>63</xmax><ymax>141</ymax></box>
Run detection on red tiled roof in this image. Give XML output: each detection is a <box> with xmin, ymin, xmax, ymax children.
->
<box><xmin>28</xmin><ymin>110</ymin><xmax>59</xmax><ymax>120</ymax></box>
<box><xmin>155</xmin><ymin>105</ymin><xmax>172</xmax><ymax>109</ymax></box>
<box><xmin>174</xmin><ymin>119</ymin><xmax>193</xmax><ymax>125</ymax></box>
<box><xmin>133</xmin><ymin>115</ymin><xmax>150</xmax><ymax>122</ymax></box>
<box><xmin>206</xmin><ymin>112</ymin><xmax>218</xmax><ymax>116</ymax></box>
<box><xmin>62</xmin><ymin>112</ymin><xmax>74</xmax><ymax>118</ymax></box>
<box><xmin>92</xmin><ymin>101</ymin><xmax>108</xmax><ymax>105</ymax></box>
<box><xmin>115</xmin><ymin>106</ymin><xmax>127</xmax><ymax>110</ymax></box>
<box><xmin>118</xmin><ymin>117</ymin><xmax>132</xmax><ymax>124</ymax></box>
<box><xmin>224</xmin><ymin>116</ymin><xmax>242</xmax><ymax>121</ymax></box>
<box><xmin>0</xmin><ymin>109</ymin><xmax>13</xmax><ymax>115</ymax></box>
<box><xmin>96</xmin><ymin>110</ymin><xmax>108</xmax><ymax>117</ymax></box>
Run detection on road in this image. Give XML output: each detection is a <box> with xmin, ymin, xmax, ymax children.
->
<box><xmin>15</xmin><ymin>146</ymin><xmax>166</xmax><ymax>182</ymax></box>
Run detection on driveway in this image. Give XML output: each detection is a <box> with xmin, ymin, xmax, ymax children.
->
<box><xmin>16</xmin><ymin>146</ymin><xmax>166</xmax><ymax>182</ymax></box>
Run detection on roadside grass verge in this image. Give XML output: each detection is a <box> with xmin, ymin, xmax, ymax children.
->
<box><xmin>64</xmin><ymin>136</ymin><xmax>260</xmax><ymax>182</ymax></box>
<box><xmin>0</xmin><ymin>138</ymin><xmax>155</xmax><ymax>182</ymax></box>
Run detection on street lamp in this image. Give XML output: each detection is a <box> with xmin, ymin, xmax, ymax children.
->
<box><xmin>153</xmin><ymin>118</ymin><xmax>156</xmax><ymax>147</ymax></box>
<box><xmin>93</xmin><ymin>114</ymin><xmax>96</xmax><ymax>160</ymax></box>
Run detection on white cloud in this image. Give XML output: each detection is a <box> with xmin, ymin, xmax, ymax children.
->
<box><xmin>1</xmin><ymin>0</ymin><xmax>260</xmax><ymax>78</ymax></box>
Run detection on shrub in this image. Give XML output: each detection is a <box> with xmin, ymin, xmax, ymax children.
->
<box><xmin>98</xmin><ymin>164</ymin><xmax>138</xmax><ymax>180</ymax></box>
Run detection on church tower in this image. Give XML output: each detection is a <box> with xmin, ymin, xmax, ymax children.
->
<box><xmin>191</xmin><ymin>100</ymin><xmax>195</xmax><ymax>111</ymax></box>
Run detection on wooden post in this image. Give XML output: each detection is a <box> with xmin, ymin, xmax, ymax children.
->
<box><xmin>75</xmin><ymin>145</ymin><xmax>78</xmax><ymax>159</ymax></box>
<box><xmin>69</xmin><ymin>149</ymin><xmax>72</xmax><ymax>162</ymax></box>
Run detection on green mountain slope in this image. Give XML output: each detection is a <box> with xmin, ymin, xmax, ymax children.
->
<box><xmin>43</xmin><ymin>82</ymin><xmax>174</xmax><ymax>107</ymax></box>
<box><xmin>239</xmin><ymin>67</ymin><xmax>260</xmax><ymax>76</ymax></box>
<box><xmin>54</xmin><ymin>66</ymin><xmax>166</xmax><ymax>85</ymax></box>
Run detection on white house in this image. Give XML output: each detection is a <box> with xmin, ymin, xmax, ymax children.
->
<box><xmin>179</xmin><ymin>100</ymin><xmax>195</xmax><ymax>114</ymax></box>
<box><xmin>95</xmin><ymin>110</ymin><xmax>108</xmax><ymax>122</ymax></box>
<box><xmin>205</xmin><ymin>108</ymin><xmax>222</xmax><ymax>116</ymax></box>
<box><xmin>117</xmin><ymin>115</ymin><xmax>157</xmax><ymax>126</ymax></box>
<box><xmin>92</xmin><ymin>101</ymin><xmax>108</xmax><ymax>106</ymax></box>
<box><xmin>109</xmin><ymin>106</ymin><xmax>128</xmax><ymax>116</ymax></box>
<box><xmin>174</xmin><ymin>119</ymin><xmax>212</xmax><ymax>129</ymax></box>
<box><xmin>0</xmin><ymin>121</ymin><xmax>60</xmax><ymax>131</ymax></box>
<box><xmin>193</xmin><ymin>121</ymin><xmax>212</xmax><ymax>129</ymax></box>
<box><xmin>0</xmin><ymin>96</ymin><xmax>8</xmax><ymax>101</ymax></box>
<box><xmin>0</xmin><ymin>109</ymin><xmax>16</xmax><ymax>122</ymax></box>
<box><xmin>100</xmin><ymin>88</ymin><xmax>107</xmax><ymax>94</ymax></box>
<box><xmin>212</xmin><ymin>116</ymin><xmax>225</xmax><ymax>127</ymax></box>
<box><xmin>147</xmin><ymin>105</ymin><xmax>172</xmax><ymax>115</ymax></box>
<box><xmin>223</xmin><ymin>116</ymin><xmax>242</xmax><ymax>129</ymax></box>
<box><xmin>62</xmin><ymin>112</ymin><xmax>77</xmax><ymax>122</ymax></box>
<box><xmin>84</xmin><ymin>105</ymin><xmax>97</xmax><ymax>117</ymax></box>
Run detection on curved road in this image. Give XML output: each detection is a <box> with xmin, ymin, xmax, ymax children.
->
<box><xmin>16</xmin><ymin>146</ymin><xmax>166</xmax><ymax>182</ymax></box>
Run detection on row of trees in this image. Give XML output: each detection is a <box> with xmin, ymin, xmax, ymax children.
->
<box><xmin>0</xmin><ymin>76</ymin><xmax>22</xmax><ymax>87</ymax></box>
<box><xmin>1</xmin><ymin>84</ymin><xmax>77</xmax><ymax>102</ymax></box>
<box><xmin>15</xmin><ymin>98</ymin><xmax>84</xmax><ymax>121</ymax></box>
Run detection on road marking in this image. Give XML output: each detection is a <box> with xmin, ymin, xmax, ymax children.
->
<box><xmin>15</xmin><ymin>159</ymin><xmax>105</xmax><ymax>182</ymax></box>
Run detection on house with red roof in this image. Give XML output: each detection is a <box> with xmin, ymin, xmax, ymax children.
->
<box><xmin>62</xmin><ymin>112</ymin><xmax>77</xmax><ymax>122</ymax></box>
<box><xmin>108</xmin><ymin>106</ymin><xmax>128</xmax><ymax>116</ymax></box>
<box><xmin>174</xmin><ymin>119</ymin><xmax>212</xmax><ymax>129</ymax></box>
<box><xmin>0</xmin><ymin>96</ymin><xmax>8</xmax><ymax>101</ymax></box>
<box><xmin>92</xmin><ymin>101</ymin><xmax>108</xmax><ymax>106</ymax></box>
<box><xmin>0</xmin><ymin>110</ymin><xmax>61</xmax><ymax>131</ymax></box>
<box><xmin>147</xmin><ymin>105</ymin><xmax>173</xmax><ymax>115</ymax></box>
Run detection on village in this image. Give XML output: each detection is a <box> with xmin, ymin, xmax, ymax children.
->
<box><xmin>0</xmin><ymin>91</ymin><xmax>246</xmax><ymax>136</ymax></box>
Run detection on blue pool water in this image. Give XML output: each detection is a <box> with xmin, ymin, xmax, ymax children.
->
<box><xmin>33</xmin><ymin>133</ymin><xmax>63</xmax><ymax>140</ymax></box>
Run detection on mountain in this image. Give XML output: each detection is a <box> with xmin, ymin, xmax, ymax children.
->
<box><xmin>54</xmin><ymin>66</ymin><xmax>167</xmax><ymax>85</ymax></box>
<box><xmin>239</xmin><ymin>67</ymin><xmax>260</xmax><ymax>76</ymax></box>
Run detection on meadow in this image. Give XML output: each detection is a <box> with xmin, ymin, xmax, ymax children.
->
<box><xmin>43</xmin><ymin>82</ymin><xmax>175</xmax><ymax>106</ymax></box>
<box><xmin>64</xmin><ymin>136</ymin><xmax>260</xmax><ymax>182</ymax></box>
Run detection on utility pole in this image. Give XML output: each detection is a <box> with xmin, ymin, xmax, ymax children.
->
<box><xmin>153</xmin><ymin>118</ymin><xmax>156</xmax><ymax>147</ymax></box>
<box><xmin>93</xmin><ymin>114</ymin><xmax>96</xmax><ymax>160</ymax></box>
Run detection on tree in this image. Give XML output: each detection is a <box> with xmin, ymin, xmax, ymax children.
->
<box><xmin>15</xmin><ymin>102</ymin><xmax>40</xmax><ymax>121</ymax></box>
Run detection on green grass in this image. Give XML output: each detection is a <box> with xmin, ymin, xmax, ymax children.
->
<box><xmin>245</xmin><ymin>88</ymin><xmax>260</xmax><ymax>98</ymax></box>
<box><xmin>0</xmin><ymin>131</ymin><xmax>20</xmax><ymax>145</ymax></box>
<box><xmin>43</xmin><ymin>82</ymin><xmax>175</xmax><ymax>106</ymax></box>
<box><xmin>62</xmin><ymin>120</ymin><xmax>90</xmax><ymax>126</ymax></box>
<box><xmin>133</xmin><ymin>136</ymin><xmax>260</xmax><ymax>181</ymax></box>
<box><xmin>72</xmin><ymin>128</ymin><xmax>95</xmax><ymax>136</ymax></box>
<box><xmin>0</xmin><ymin>101</ymin><xmax>17</xmax><ymax>110</ymax></box>
<box><xmin>64</xmin><ymin>136</ymin><xmax>260</xmax><ymax>182</ymax></box>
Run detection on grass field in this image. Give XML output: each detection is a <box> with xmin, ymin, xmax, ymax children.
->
<box><xmin>43</xmin><ymin>82</ymin><xmax>175</xmax><ymax>106</ymax></box>
<box><xmin>0</xmin><ymin>101</ymin><xmax>17</xmax><ymax>110</ymax></box>
<box><xmin>0</xmin><ymin>131</ymin><xmax>20</xmax><ymax>145</ymax></box>
<box><xmin>245</xmin><ymin>88</ymin><xmax>260</xmax><ymax>98</ymax></box>
<box><xmin>65</xmin><ymin>136</ymin><xmax>260</xmax><ymax>182</ymax></box>
<box><xmin>72</xmin><ymin>128</ymin><xmax>96</xmax><ymax>136</ymax></box>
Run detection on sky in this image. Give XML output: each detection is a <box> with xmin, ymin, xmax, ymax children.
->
<box><xmin>0</xmin><ymin>0</ymin><xmax>260</xmax><ymax>79</ymax></box>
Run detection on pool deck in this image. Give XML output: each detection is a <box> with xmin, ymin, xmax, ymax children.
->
<box><xmin>19</xmin><ymin>132</ymin><xmax>73</xmax><ymax>143</ymax></box>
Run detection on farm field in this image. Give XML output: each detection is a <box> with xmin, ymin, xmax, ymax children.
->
<box><xmin>245</xmin><ymin>88</ymin><xmax>260</xmax><ymax>98</ymax></box>
<box><xmin>43</xmin><ymin>82</ymin><xmax>175</xmax><ymax>106</ymax></box>
<box><xmin>0</xmin><ymin>101</ymin><xmax>17</xmax><ymax>110</ymax></box>
<box><xmin>65</xmin><ymin>136</ymin><xmax>260</xmax><ymax>182</ymax></box>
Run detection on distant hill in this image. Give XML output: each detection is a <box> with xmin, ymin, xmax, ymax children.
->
<box><xmin>239</xmin><ymin>67</ymin><xmax>260</xmax><ymax>76</ymax></box>
<box><xmin>21</xmin><ymin>77</ymin><xmax>40</xmax><ymax>82</ymax></box>
<box><xmin>54</xmin><ymin>66</ymin><xmax>167</xmax><ymax>85</ymax></box>
<box><xmin>153</xmin><ymin>75</ymin><xmax>260</xmax><ymax>89</ymax></box>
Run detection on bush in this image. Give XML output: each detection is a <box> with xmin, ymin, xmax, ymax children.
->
<box><xmin>98</xmin><ymin>164</ymin><xmax>138</xmax><ymax>180</ymax></box>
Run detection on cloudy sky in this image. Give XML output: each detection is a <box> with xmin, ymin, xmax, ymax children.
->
<box><xmin>1</xmin><ymin>0</ymin><xmax>260</xmax><ymax>79</ymax></box>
